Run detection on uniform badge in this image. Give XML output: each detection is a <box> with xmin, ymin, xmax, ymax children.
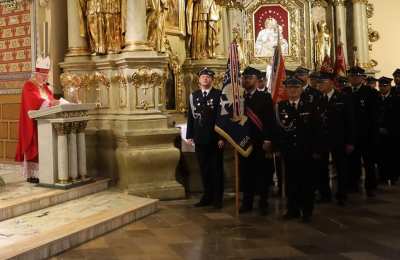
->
<box><xmin>360</xmin><ymin>99</ymin><xmax>365</xmax><ymax>107</ymax></box>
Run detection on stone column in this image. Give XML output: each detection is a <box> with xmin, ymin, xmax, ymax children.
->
<box><xmin>55</xmin><ymin>123</ymin><xmax>70</xmax><ymax>184</ymax></box>
<box><xmin>333</xmin><ymin>0</ymin><xmax>348</xmax><ymax>65</ymax></box>
<box><xmin>352</xmin><ymin>0</ymin><xmax>370</xmax><ymax>67</ymax></box>
<box><xmin>123</xmin><ymin>0</ymin><xmax>151</xmax><ymax>52</ymax></box>
<box><xmin>66</xmin><ymin>0</ymin><xmax>89</xmax><ymax>56</ymax></box>
<box><xmin>68</xmin><ymin>125</ymin><xmax>79</xmax><ymax>181</ymax></box>
<box><xmin>77</xmin><ymin>121</ymin><xmax>88</xmax><ymax>179</ymax></box>
<box><xmin>216</xmin><ymin>5</ymin><xmax>229</xmax><ymax>58</ymax></box>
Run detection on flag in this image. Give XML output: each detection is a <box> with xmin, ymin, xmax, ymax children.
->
<box><xmin>320</xmin><ymin>54</ymin><xmax>334</xmax><ymax>73</ymax></box>
<box><xmin>334</xmin><ymin>43</ymin><xmax>347</xmax><ymax>76</ymax></box>
<box><xmin>215</xmin><ymin>43</ymin><xmax>253</xmax><ymax>157</ymax></box>
<box><xmin>269</xmin><ymin>34</ymin><xmax>287</xmax><ymax>104</ymax></box>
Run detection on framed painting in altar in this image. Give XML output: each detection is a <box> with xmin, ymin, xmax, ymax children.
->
<box><xmin>243</xmin><ymin>0</ymin><xmax>312</xmax><ymax>68</ymax></box>
<box><xmin>253</xmin><ymin>4</ymin><xmax>290</xmax><ymax>57</ymax></box>
<box><xmin>166</xmin><ymin>0</ymin><xmax>186</xmax><ymax>36</ymax></box>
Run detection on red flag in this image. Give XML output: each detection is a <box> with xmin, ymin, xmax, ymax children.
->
<box><xmin>334</xmin><ymin>43</ymin><xmax>347</xmax><ymax>76</ymax></box>
<box><xmin>320</xmin><ymin>55</ymin><xmax>334</xmax><ymax>73</ymax></box>
<box><xmin>269</xmin><ymin>40</ymin><xmax>287</xmax><ymax>104</ymax></box>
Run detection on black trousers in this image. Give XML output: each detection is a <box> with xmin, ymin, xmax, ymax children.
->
<box><xmin>284</xmin><ymin>155</ymin><xmax>314</xmax><ymax>217</ymax></box>
<box><xmin>347</xmin><ymin>142</ymin><xmax>377</xmax><ymax>192</ymax></box>
<box><xmin>239</xmin><ymin>147</ymin><xmax>273</xmax><ymax>208</ymax></box>
<box><xmin>378</xmin><ymin>134</ymin><xmax>397</xmax><ymax>183</ymax></box>
<box><xmin>318</xmin><ymin>147</ymin><xmax>348</xmax><ymax>201</ymax></box>
<box><xmin>195</xmin><ymin>144</ymin><xmax>224</xmax><ymax>204</ymax></box>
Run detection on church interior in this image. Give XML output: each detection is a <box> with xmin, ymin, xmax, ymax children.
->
<box><xmin>1</xmin><ymin>0</ymin><xmax>400</xmax><ymax>259</ymax></box>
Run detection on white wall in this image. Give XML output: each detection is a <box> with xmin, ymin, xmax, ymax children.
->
<box><xmin>369</xmin><ymin>0</ymin><xmax>400</xmax><ymax>77</ymax></box>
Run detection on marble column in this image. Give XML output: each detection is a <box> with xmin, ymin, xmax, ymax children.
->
<box><xmin>333</xmin><ymin>0</ymin><xmax>348</xmax><ymax>65</ymax></box>
<box><xmin>227</xmin><ymin>6</ymin><xmax>243</xmax><ymax>44</ymax></box>
<box><xmin>216</xmin><ymin>6</ymin><xmax>229</xmax><ymax>58</ymax></box>
<box><xmin>352</xmin><ymin>0</ymin><xmax>370</xmax><ymax>67</ymax></box>
<box><xmin>66</xmin><ymin>0</ymin><xmax>89</xmax><ymax>56</ymax></box>
<box><xmin>77</xmin><ymin>121</ymin><xmax>88</xmax><ymax>179</ymax></box>
<box><xmin>55</xmin><ymin>123</ymin><xmax>70</xmax><ymax>184</ymax></box>
<box><xmin>123</xmin><ymin>0</ymin><xmax>151</xmax><ymax>52</ymax></box>
<box><xmin>68</xmin><ymin>126</ymin><xmax>79</xmax><ymax>181</ymax></box>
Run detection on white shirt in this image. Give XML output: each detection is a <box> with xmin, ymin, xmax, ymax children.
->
<box><xmin>326</xmin><ymin>88</ymin><xmax>335</xmax><ymax>101</ymax></box>
<box><xmin>200</xmin><ymin>87</ymin><xmax>211</xmax><ymax>96</ymax></box>
<box><xmin>289</xmin><ymin>98</ymin><xmax>300</xmax><ymax>109</ymax></box>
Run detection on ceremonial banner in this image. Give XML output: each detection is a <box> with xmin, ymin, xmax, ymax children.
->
<box><xmin>269</xmin><ymin>35</ymin><xmax>287</xmax><ymax>104</ymax></box>
<box><xmin>215</xmin><ymin>43</ymin><xmax>253</xmax><ymax>157</ymax></box>
<box><xmin>334</xmin><ymin>43</ymin><xmax>347</xmax><ymax>76</ymax></box>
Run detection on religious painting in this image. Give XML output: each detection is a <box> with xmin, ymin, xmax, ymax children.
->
<box><xmin>253</xmin><ymin>4</ymin><xmax>289</xmax><ymax>57</ymax></box>
<box><xmin>244</xmin><ymin>0</ymin><xmax>312</xmax><ymax>68</ymax></box>
<box><xmin>166</xmin><ymin>0</ymin><xmax>186</xmax><ymax>36</ymax></box>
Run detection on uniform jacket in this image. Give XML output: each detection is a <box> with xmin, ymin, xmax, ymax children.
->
<box><xmin>186</xmin><ymin>87</ymin><xmax>221</xmax><ymax>145</ymax></box>
<box><xmin>301</xmin><ymin>85</ymin><xmax>322</xmax><ymax>105</ymax></box>
<box><xmin>275</xmin><ymin>97</ymin><xmax>320</xmax><ymax>157</ymax></box>
<box><xmin>316</xmin><ymin>90</ymin><xmax>356</xmax><ymax>152</ymax></box>
<box><xmin>377</xmin><ymin>89</ymin><xmax>400</xmax><ymax>138</ymax></box>
<box><xmin>343</xmin><ymin>85</ymin><xmax>379</xmax><ymax>144</ymax></box>
<box><xmin>244</xmin><ymin>90</ymin><xmax>275</xmax><ymax>148</ymax></box>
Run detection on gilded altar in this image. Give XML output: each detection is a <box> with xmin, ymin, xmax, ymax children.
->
<box><xmin>24</xmin><ymin>0</ymin><xmax>378</xmax><ymax>199</ymax></box>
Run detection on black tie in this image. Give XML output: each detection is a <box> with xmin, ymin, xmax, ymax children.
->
<box><xmin>323</xmin><ymin>94</ymin><xmax>329</xmax><ymax>103</ymax></box>
<box><xmin>291</xmin><ymin>102</ymin><xmax>296</xmax><ymax>110</ymax></box>
<box><xmin>203</xmin><ymin>91</ymin><xmax>207</xmax><ymax>98</ymax></box>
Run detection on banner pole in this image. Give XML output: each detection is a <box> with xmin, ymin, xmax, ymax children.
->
<box><xmin>234</xmin><ymin>151</ymin><xmax>240</xmax><ymax>218</ymax></box>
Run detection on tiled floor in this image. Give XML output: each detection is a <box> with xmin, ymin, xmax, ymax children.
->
<box><xmin>54</xmin><ymin>186</ymin><xmax>400</xmax><ymax>260</ymax></box>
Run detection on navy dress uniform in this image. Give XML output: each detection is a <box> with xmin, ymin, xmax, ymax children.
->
<box><xmin>294</xmin><ymin>67</ymin><xmax>322</xmax><ymax>105</ymax></box>
<box><xmin>315</xmin><ymin>72</ymin><xmax>356</xmax><ymax>205</ymax></box>
<box><xmin>377</xmin><ymin>77</ymin><xmax>399</xmax><ymax>185</ymax></box>
<box><xmin>342</xmin><ymin>66</ymin><xmax>379</xmax><ymax>196</ymax></box>
<box><xmin>239</xmin><ymin>67</ymin><xmax>275</xmax><ymax>215</ymax></box>
<box><xmin>186</xmin><ymin>68</ymin><xmax>224</xmax><ymax>208</ymax></box>
<box><xmin>275</xmin><ymin>77</ymin><xmax>320</xmax><ymax>222</ymax></box>
<box><xmin>393</xmin><ymin>69</ymin><xmax>400</xmax><ymax>94</ymax></box>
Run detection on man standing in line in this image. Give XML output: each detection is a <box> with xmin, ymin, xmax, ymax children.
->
<box><xmin>316</xmin><ymin>72</ymin><xmax>355</xmax><ymax>206</ymax></box>
<box><xmin>239</xmin><ymin>67</ymin><xmax>275</xmax><ymax>216</ymax></box>
<box><xmin>342</xmin><ymin>66</ymin><xmax>379</xmax><ymax>197</ymax></box>
<box><xmin>186</xmin><ymin>67</ymin><xmax>224</xmax><ymax>209</ymax></box>
<box><xmin>275</xmin><ymin>77</ymin><xmax>320</xmax><ymax>223</ymax></box>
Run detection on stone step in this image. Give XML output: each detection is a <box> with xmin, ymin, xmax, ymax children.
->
<box><xmin>0</xmin><ymin>179</ymin><xmax>109</xmax><ymax>222</ymax></box>
<box><xmin>0</xmin><ymin>190</ymin><xmax>158</xmax><ymax>260</ymax></box>
<box><xmin>0</xmin><ymin>164</ymin><xmax>24</xmax><ymax>184</ymax></box>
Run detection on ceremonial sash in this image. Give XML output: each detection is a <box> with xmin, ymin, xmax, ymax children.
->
<box><xmin>245</xmin><ymin>107</ymin><xmax>263</xmax><ymax>131</ymax></box>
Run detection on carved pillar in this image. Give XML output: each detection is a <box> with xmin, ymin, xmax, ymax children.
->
<box><xmin>333</xmin><ymin>0</ymin><xmax>348</xmax><ymax>65</ymax></box>
<box><xmin>54</xmin><ymin>123</ymin><xmax>71</xmax><ymax>184</ymax></box>
<box><xmin>77</xmin><ymin>121</ymin><xmax>88</xmax><ymax>179</ymax></box>
<box><xmin>69</xmin><ymin>123</ymin><xmax>79</xmax><ymax>180</ymax></box>
<box><xmin>66</xmin><ymin>0</ymin><xmax>89</xmax><ymax>56</ymax></box>
<box><xmin>216</xmin><ymin>5</ymin><xmax>229</xmax><ymax>58</ymax></box>
<box><xmin>123</xmin><ymin>0</ymin><xmax>151</xmax><ymax>52</ymax></box>
<box><xmin>352</xmin><ymin>0</ymin><xmax>370</xmax><ymax>67</ymax></box>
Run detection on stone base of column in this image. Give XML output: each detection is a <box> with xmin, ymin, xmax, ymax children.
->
<box><xmin>66</xmin><ymin>47</ymin><xmax>91</xmax><ymax>57</ymax></box>
<box><xmin>123</xmin><ymin>41</ymin><xmax>153</xmax><ymax>52</ymax></box>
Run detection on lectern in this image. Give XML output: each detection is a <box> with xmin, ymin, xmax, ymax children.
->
<box><xmin>28</xmin><ymin>103</ymin><xmax>96</xmax><ymax>188</ymax></box>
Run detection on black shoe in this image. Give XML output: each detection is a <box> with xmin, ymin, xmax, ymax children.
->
<box><xmin>366</xmin><ymin>190</ymin><xmax>376</xmax><ymax>198</ymax></box>
<box><xmin>318</xmin><ymin>197</ymin><xmax>332</xmax><ymax>204</ymax></box>
<box><xmin>259</xmin><ymin>207</ymin><xmax>269</xmax><ymax>216</ymax></box>
<box><xmin>282</xmin><ymin>212</ymin><xmax>300</xmax><ymax>220</ymax></box>
<box><xmin>194</xmin><ymin>200</ymin><xmax>212</xmax><ymax>207</ymax></box>
<box><xmin>27</xmin><ymin>177</ymin><xmax>32</xmax><ymax>183</ymax></box>
<box><xmin>337</xmin><ymin>199</ymin><xmax>346</xmax><ymax>207</ymax></box>
<box><xmin>213</xmin><ymin>201</ymin><xmax>223</xmax><ymax>209</ymax></box>
<box><xmin>239</xmin><ymin>205</ymin><xmax>253</xmax><ymax>214</ymax></box>
<box><xmin>302</xmin><ymin>215</ymin><xmax>312</xmax><ymax>223</ymax></box>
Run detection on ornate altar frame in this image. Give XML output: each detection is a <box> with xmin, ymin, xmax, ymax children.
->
<box><xmin>243</xmin><ymin>0</ymin><xmax>313</xmax><ymax>69</ymax></box>
<box><xmin>166</xmin><ymin>0</ymin><xmax>186</xmax><ymax>37</ymax></box>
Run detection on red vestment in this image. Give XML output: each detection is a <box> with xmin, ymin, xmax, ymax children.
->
<box><xmin>15</xmin><ymin>80</ymin><xmax>55</xmax><ymax>163</ymax></box>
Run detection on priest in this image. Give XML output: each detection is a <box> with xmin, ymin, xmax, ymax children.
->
<box><xmin>15</xmin><ymin>56</ymin><xmax>60</xmax><ymax>183</ymax></box>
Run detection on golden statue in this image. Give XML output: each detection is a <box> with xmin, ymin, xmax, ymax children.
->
<box><xmin>232</xmin><ymin>26</ymin><xmax>247</xmax><ymax>67</ymax></box>
<box><xmin>314</xmin><ymin>22</ymin><xmax>331</xmax><ymax>68</ymax></box>
<box><xmin>146</xmin><ymin>0</ymin><xmax>169</xmax><ymax>52</ymax></box>
<box><xmin>186</xmin><ymin>0</ymin><xmax>221</xmax><ymax>59</ymax></box>
<box><xmin>78</xmin><ymin>0</ymin><xmax>127</xmax><ymax>55</ymax></box>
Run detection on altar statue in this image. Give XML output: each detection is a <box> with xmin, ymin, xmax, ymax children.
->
<box><xmin>146</xmin><ymin>0</ymin><xmax>169</xmax><ymax>52</ymax></box>
<box><xmin>186</xmin><ymin>0</ymin><xmax>221</xmax><ymax>59</ymax></box>
<box><xmin>314</xmin><ymin>22</ymin><xmax>332</xmax><ymax>68</ymax></box>
<box><xmin>255</xmin><ymin>18</ymin><xmax>289</xmax><ymax>57</ymax></box>
<box><xmin>78</xmin><ymin>0</ymin><xmax>127</xmax><ymax>55</ymax></box>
